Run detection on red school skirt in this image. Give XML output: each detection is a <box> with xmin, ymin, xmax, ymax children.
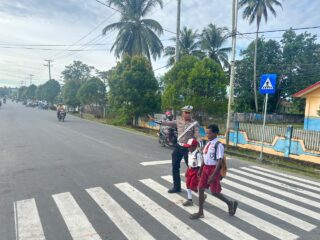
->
<box><xmin>185</xmin><ymin>167</ymin><xmax>200</xmax><ymax>192</ymax></box>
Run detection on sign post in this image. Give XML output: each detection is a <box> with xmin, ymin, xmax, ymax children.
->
<box><xmin>259</xmin><ymin>74</ymin><xmax>276</xmax><ymax>161</ymax></box>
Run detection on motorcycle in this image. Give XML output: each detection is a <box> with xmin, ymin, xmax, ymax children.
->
<box><xmin>154</xmin><ymin>120</ymin><xmax>177</xmax><ymax>147</ymax></box>
<box><xmin>57</xmin><ymin>110</ymin><xmax>66</xmax><ymax>122</ymax></box>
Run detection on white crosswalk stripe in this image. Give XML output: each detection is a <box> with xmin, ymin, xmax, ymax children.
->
<box><xmin>229</xmin><ymin>168</ymin><xmax>320</xmax><ymax>200</ymax></box>
<box><xmin>227</xmin><ymin>170</ymin><xmax>320</xmax><ymax>208</ymax></box>
<box><xmin>115</xmin><ymin>182</ymin><xmax>207</xmax><ymax>240</ymax></box>
<box><xmin>13</xmin><ymin>166</ymin><xmax>320</xmax><ymax>240</ymax></box>
<box><xmin>162</xmin><ymin>176</ymin><xmax>299</xmax><ymax>240</ymax></box>
<box><xmin>223</xmin><ymin>178</ymin><xmax>320</xmax><ymax>220</ymax></box>
<box><xmin>14</xmin><ymin>198</ymin><xmax>45</xmax><ymax>240</ymax></box>
<box><xmin>140</xmin><ymin>178</ymin><xmax>257</xmax><ymax>240</ymax></box>
<box><xmin>86</xmin><ymin>187</ymin><xmax>155</xmax><ymax>240</ymax></box>
<box><xmin>248</xmin><ymin>166</ymin><xmax>320</xmax><ymax>192</ymax></box>
<box><xmin>52</xmin><ymin>192</ymin><xmax>102</xmax><ymax>240</ymax></box>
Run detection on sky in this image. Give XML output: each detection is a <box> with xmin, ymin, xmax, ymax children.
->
<box><xmin>0</xmin><ymin>0</ymin><xmax>319</xmax><ymax>87</ymax></box>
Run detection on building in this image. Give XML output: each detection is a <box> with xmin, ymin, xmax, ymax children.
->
<box><xmin>293</xmin><ymin>82</ymin><xmax>320</xmax><ymax>131</ymax></box>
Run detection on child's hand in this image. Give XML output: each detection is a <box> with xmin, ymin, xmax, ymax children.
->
<box><xmin>197</xmin><ymin>170</ymin><xmax>202</xmax><ymax>178</ymax></box>
<box><xmin>207</xmin><ymin>175</ymin><xmax>215</xmax><ymax>184</ymax></box>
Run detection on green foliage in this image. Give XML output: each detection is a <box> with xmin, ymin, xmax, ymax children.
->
<box><xmin>318</xmin><ymin>106</ymin><xmax>320</xmax><ymax>117</ymax></box>
<box><xmin>62</xmin><ymin>81</ymin><xmax>81</xmax><ymax>108</ymax></box>
<box><xmin>0</xmin><ymin>87</ymin><xmax>8</xmax><ymax>97</ymax></box>
<box><xmin>162</xmin><ymin>56</ymin><xmax>227</xmax><ymax>116</ymax></box>
<box><xmin>42</xmin><ymin>79</ymin><xmax>61</xmax><ymax>104</ymax></box>
<box><xmin>200</xmin><ymin>24</ymin><xmax>231</xmax><ymax>69</ymax></box>
<box><xmin>164</xmin><ymin>26</ymin><xmax>204</xmax><ymax>66</ymax></box>
<box><xmin>77</xmin><ymin>77</ymin><xmax>106</xmax><ymax>117</ymax></box>
<box><xmin>25</xmin><ymin>84</ymin><xmax>37</xmax><ymax>99</ymax></box>
<box><xmin>234</xmin><ymin>30</ymin><xmax>320</xmax><ymax>114</ymax></box>
<box><xmin>239</xmin><ymin>0</ymin><xmax>283</xmax><ymax>26</ymax></box>
<box><xmin>108</xmin><ymin>55</ymin><xmax>160</xmax><ymax>125</ymax></box>
<box><xmin>18</xmin><ymin>86</ymin><xmax>28</xmax><ymax>99</ymax></box>
<box><xmin>102</xmin><ymin>0</ymin><xmax>164</xmax><ymax>61</ymax></box>
<box><xmin>61</xmin><ymin>61</ymin><xmax>94</xmax><ymax>84</ymax></box>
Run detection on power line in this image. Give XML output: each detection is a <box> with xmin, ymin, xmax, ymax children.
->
<box><xmin>238</xmin><ymin>25</ymin><xmax>320</xmax><ymax>36</ymax></box>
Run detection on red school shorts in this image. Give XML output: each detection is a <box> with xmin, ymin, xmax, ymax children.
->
<box><xmin>185</xmin><ymin>168</ymin><xmax>200</xmax><ymax>192</ymax></box>
<box><xmin>198</xmin><ymin>165</ymin><xmax>221</xmax><ymax>193</ymax></box>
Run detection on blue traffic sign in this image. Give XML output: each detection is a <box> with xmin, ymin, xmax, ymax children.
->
<box><xmin>260</xmin><ymin>74</ymin><xmax>276</xmax><ymax>94</ymax></box>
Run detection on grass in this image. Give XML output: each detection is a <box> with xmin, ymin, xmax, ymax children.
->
<box><xmin>74</xmin><ymin>113</ymin><xmax>320</xmax><ymax>180</ymax></box>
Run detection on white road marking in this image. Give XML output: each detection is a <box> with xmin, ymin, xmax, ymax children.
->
<box><xmin>229</xmin><ymin>168</ymin><xmax>320</xmax><ymax>199</ymax></box>
<box><xmin>227</xmin><ymin>170</ymin><xmax>320</xmax><ymax>208</ymax></box>
<box><xmin>115</xmin><ymin>182</ymin><xmax>207</xmax><ymax>240</ymax></box>
<box><xmin>52</xmin><ymin>192</ymin><xmax>101</xmax><ymax>240</ymax></box>
<box><xmin>162</xmin><ymin>176</ymin><xmax>298</xmax><ymax>240</ymax></box>
<box><xmin>86</xmin><ymin>187</ymin><xmax>155</xmax><ymax>240</ymax></box>
<box><xmin>14</xmin><ymin>199</ymin><xmax>46</xmax><ymax>240</ymax></box>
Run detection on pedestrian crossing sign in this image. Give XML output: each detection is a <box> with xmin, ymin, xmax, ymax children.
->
<box><xmin>260</xmin><ymin>74</ymin><xmax>276</xmax><ymax>94</ymax></box>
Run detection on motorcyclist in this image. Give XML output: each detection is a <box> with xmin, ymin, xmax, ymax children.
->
<box><xmin>57</xmin><ymin>104</ymin><xmax>65</xmax><ymax>118</ymax></box>
<box><xmin>164</xmin><ymin>110</ymin><xmax>175</xmax><ymax>145</ymax></box>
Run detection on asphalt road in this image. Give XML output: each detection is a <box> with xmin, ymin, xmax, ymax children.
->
<box><xmin>0</xmin><ymin>101</ymin><xmax>319</xmax><ymax>240</ymax></box>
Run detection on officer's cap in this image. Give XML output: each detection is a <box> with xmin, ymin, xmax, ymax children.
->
<box><xmin>181</xmin><ymin>105</ymin><xmax>193</xmax><ymax>112</ymax></box>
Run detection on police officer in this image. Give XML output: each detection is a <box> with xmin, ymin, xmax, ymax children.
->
<box><xmin>158</xmin><ymin>105</ymin><xmax>203</xmax><ymax>193</ymax></box>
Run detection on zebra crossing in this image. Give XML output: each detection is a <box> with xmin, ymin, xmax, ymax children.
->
<box><xmin>13</xmin><ymin>166</ymin><xmax>320</xmax><ymax>240</ymax></box>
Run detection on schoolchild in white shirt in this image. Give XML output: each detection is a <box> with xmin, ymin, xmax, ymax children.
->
<box><xmin>182</xmin><ymin>138</ymin><xmax>203</xmax><ymax>206</ymax></box>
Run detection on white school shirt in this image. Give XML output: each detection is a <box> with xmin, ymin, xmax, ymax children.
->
<box><xmin>203</xmin><ymin>138</ymin><xmax>224</xmax><ymax>166</ymax></box>
<box><xmin>188</xmin><ymin>149</ymin><xmax>203</xmax><ymax>168</ymax></box>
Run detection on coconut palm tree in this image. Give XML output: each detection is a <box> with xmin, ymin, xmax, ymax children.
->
<box><xmin>102</xmin><ymin>0</ymin><xmax>164</xmax><ymax>61</ymax></box>
<box><xmin>164</xmin><ymin>26</ymin><xmax>204</xmax><ymax>66</ymax></box>
<box><xmin>200</xmin><ymin>23</ymin><xmax>231</xmax><ymax>69</ymax></box>
<box><xmin>239</xmin><ymin>0</ymin><xmax>283</xmax><ymax>112</ymax></box>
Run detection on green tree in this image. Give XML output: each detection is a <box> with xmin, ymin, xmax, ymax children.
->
<box><xmin>200</xmin><ymin>24</ymin><xmax>231</xmax><ymax>69</ymax></box>
<box><xmin>162</xmin><ymin>56</ymin><xmax>227</xmax><ymax>118</ymax></box>
<box><xmin>108</xmin><ymin>55</ymin><xmax>160</xmax><ymax>125</ymax></box>
<box><xmin>62</xmin><ymin>81</ymin><xmax>81</xmax><ymax>108</ymax></box>
<box><xmin>0</xmin><ymin>87</ymin><xmax>9</xmax><ymax>97</ymax></box>
<box><xmin>234</xmin><ymin>38</ymin><xmax>282</xmax><ymax>113</ymax></box>
<box><xmin>25</xmin><ymin>84</ymin><xmax>37</xmax><ymax>99</ymax></box>
<box><xmin>18</xmin><ymin>86</ymin><xmax>28</xmax><ymax>99</ymax></box>
<box><xmin>77</xmin><ymin>77</ymin><xmax>106</xmax><ymax>117</ymax></box>
<box><xmin>164</xmin><ymin>26</ymin><xmax>204</xmax><ymax>66</ymax></box>
<box><xmin>42</xmin><ymin>79</ymin><xmax>61</xmax><ymax>104</ymax></box>
<box><xmin>61</xmin><ymin>61</ymin><xmax>94</xmax><ymax>84</ymax></box>
<box><xmin>102</xmin><ymin>0</ymin><xmax>164</xmax><ymax>61</ymax></box>
<box><xmin>239</xmin><ymin>0</ymin><xmax>283</xmax><ymax>112</ymax></box>
<box><xmin>36</xmin><ymin>85</ymin><xmax>44</xmax><ymax>100</ymax></box>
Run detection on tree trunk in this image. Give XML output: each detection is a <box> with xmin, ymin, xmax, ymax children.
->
<box><xmin>253</xmin><ymin>23</ymin><xmax>259</xmax><ymax>112</ymax></box>
<box><xmin>175</xmin><ymin>0</ymin><xmax>181</xmax><ymax>63</ymax></box>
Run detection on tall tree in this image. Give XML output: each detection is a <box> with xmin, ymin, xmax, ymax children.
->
<box><xmin>239</xmin><ymin>0</ymin><xmax>283</xmax><ymax>112</ymax></box>
<box><xmin>25</xmin><ymin>84</ymin><xmax>37</xmax><ymax>99</ymax></box>
<box><xmin>164</xmin><ymin>26</ymin><xmax>204</xmax><ymax>66</ymax></box>
<box><xmin>108</xmin><ymin>55</ymin><xmax>160</xmax><ymax>125</ymax></box>
<box><xmin>200</xmin><ymin>24</ymin><xmax>231</xmax><ymax>69</ymax></box>
<box><xmin>62</xmin><ymin>81</ymin><xmax>81</xmax><ymax>109</ymax></box>
<box><xmin>77</xmin><ymin>77</ymin><xmax>106</xmax><ymax>117</ymax></box>
<box><xmin>61</xmin><ymin>61</ymin><xmax>94</xmax><ymax>84</ymax></box>
<box><xmin>162</xmin><ymin>55</ymin><xmax>227</xmax><ymax>118</ymax></box>
<box><xmin>42</xmin><ymin>79</ymin><xmax>60</xmax><ymax>104</ymax></box>
<box><xmin>102</xmin><ymin>0</ymin><xmax>164</xmax><ymax>61</ymax></box>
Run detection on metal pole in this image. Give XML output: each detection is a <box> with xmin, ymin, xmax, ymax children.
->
<box><xmin>226</xmin><ymin>0</ymin><xmax>238</xmax><ymax>146</ymax></box>
<box><xmin>175</xmin><ymin>0</ymin><xmax>181</xmax><ymax>63</ymax></box>
<box><xmin>259</xmin><ymin>93</ymin><xmax>268</xmax><ymax>160</ymax></box>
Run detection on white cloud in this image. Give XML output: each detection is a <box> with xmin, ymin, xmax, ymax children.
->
<box><xmin>0</xmin><ymin>0</ymin><xmax>319</xmax><ymax>87</ymax></box>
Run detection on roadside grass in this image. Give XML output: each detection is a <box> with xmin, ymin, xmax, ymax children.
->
<box><xmin>74</xmin><ymin>113</ymin><xmax>320</xmax><ymax>180</ymax></box>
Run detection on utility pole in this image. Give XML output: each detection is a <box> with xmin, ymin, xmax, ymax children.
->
<box><xmin>44</xmin><ymin>59</ymin><xmax>53</xmax><ymax>80</ymax></box>
<box><xmin>175</xmin><ymin>0</ymin><xmax>181</xmax><ymax>63</ymax></box>
<box><xmin>29</xmin><ymin>74</ymin><xmax>34</xmax><ymax>85</ymax></box>
<box><xmin>226</xmin><ymin>0</ymin><xmax>238</xmax><ymax>147</ymax></box>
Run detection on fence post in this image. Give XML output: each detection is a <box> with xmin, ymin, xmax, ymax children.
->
<box><xmin>233</xmin><ymin>121</ymin><xmax>239</xmax><ymax>146</ymax></box>
<box><xmin>284</xmin><ymin>125</ymin><xmax>293</xmax><ymax>157</ymax></box>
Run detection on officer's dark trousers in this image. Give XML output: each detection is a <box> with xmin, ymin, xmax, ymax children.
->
<box><xmin>171</xmin><ymin>145</ymin><xmax>188</xmax><ymax>190</ymax></box>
